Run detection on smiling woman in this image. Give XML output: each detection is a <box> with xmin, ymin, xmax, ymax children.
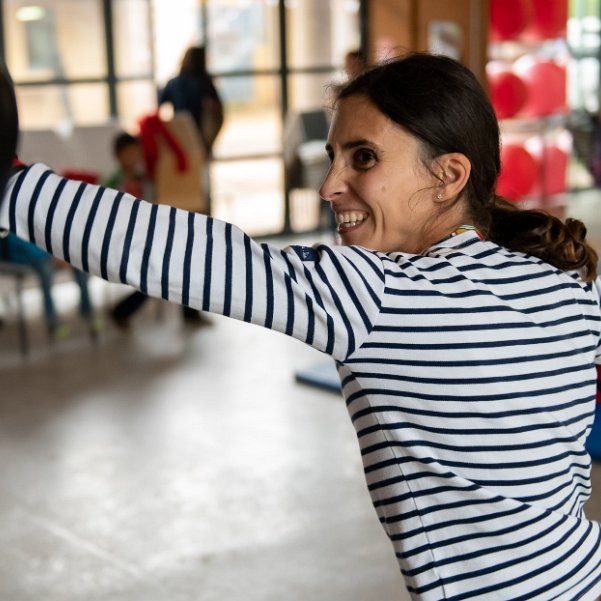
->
<box><xmin>3</xmin><ymin>53</ymin><xmax>601</xmax><ymax>600</ymax></box>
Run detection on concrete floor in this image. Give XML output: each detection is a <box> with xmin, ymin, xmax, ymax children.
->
<box><xmin>1</xmin><ymin>191</ymin><xmax>601</xmax><ymax>601</ymax></box>
<box><xmin>0</xmin><ymin>299</ymin><xmax>406</xmax><ymax>601</ymax></box>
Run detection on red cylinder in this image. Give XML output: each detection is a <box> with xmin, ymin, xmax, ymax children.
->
<box><xmin>525</xmin><ymin>0</ymin><xmax>568</xmax><ymax>40</ymax></box>
<box><xmin>490</xmin><ymin>0</ymin><xmax>532</xmax><ymax>41</ymax></box>
<box><xmin>488</xmin><ymin>70</ymin><xmax>528</xmax><ymax>119</ymax></box>
<box><xmin>531</xmin><ymin>145</ymin><xmax>569</xmax><ymax>196</ymax></box>
<box><xmin>497</xmin><ymin>143</ymin><xmax>538</xmax><ymax>200</ymax></box>
<box><xmin>520</xmin><ymin>60</ymin><xmax>567</xmax><ymax>117</ymax></box>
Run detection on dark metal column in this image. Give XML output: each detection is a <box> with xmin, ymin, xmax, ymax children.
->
<box><xmin>0</xmin><ymin>0</ymin><xmax>6</xmax><ymax>64</ymax></box>
<box><xmin>359</xmin><ymin>0</ymin><xmax>369</xmax><ymax>64</ymax></box>
<box><xmin>102</xmin><ymin>0</ymin><xmax>117</xmax><ymax>118</ymax></box>
<box><xmin>279</xmin><ymin>0</ymin><xmax>291</xmax><ymax>233</ymax></box>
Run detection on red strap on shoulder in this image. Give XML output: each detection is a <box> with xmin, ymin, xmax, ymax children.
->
<box><xmin>596</xmin><ymin>364</ymin><xmax>601</xmax><ymax>404</ymax></box>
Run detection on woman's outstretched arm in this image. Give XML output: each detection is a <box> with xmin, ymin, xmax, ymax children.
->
<box><xmin>1</xmin><ymin>163</ymin><xmax>385</xmax><ymax>360</ymax></box>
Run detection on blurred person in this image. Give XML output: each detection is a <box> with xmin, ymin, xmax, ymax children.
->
<box><xmin>0</xmin><ymin>62</ymin><xmax>17</xmax><ymax>192</ymax></box>
<box><xmin>326</xmin><ymin>49</ymin><xmax>368</xmax><ymax>118</ymax></box>
<box><xmin>104</xmin><ymin>130</ymin><xmax>209</xmax><ymax>329</ymax></box>
<box><xmin>103</xmin><ymin>131</ymin><xmax>148</xmax><ymax>198</ymax></box>
<box><xmin>158</xmin><ymin>45</ymin><xmax>224</xmax><ymax>157</ymax></box>
<box><xmin>103</xmin><ymin>131</ymin><xmax>151</xmax><ymax>329</ymax></box>
<box><xmin>158</xmin><ymin>46</ymin><xmax>222</xmax><ymax>325</ymax></box>
<box><xmin>2</xmin><ymin>232</ymin><xmax>98</xmax><ymax>339</ymax></box>
<box><xmin>343</xmin><ymin>49</ymin><xmax>367</xmax><ymax>81</ymax></box>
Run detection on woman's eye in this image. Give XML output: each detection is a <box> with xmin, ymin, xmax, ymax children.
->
<box><xmin>353</xmin><ymin>149</ymin><xmax>376</xmax><ymax>168</ymax></box>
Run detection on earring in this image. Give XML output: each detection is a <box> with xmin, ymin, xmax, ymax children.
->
<box><xmin>436</xmin><ymin>192</ymin><xmax>444</xmax><ymax>200</ymax></box>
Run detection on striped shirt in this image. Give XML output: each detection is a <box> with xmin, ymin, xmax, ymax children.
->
<box><xmin>4</xmin><ymin>163</ymin><xmax>601</xmax><ymax>600</ymax></box>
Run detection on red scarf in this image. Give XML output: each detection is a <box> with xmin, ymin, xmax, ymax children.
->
<box><xmin>138</xmin><ymin>113</ymin><xmax>188</xmax><ymax>180</ymax></box>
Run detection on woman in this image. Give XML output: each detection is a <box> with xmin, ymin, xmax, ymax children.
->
<box><xmin>158</xmin><ymin>45</ymin><xmax>224</xmax><ymax>156</ymax></box>
<box><xmin>4</xmin><ymin>53</ymin><xmax>601</xmax><ymax>600</ymax></box>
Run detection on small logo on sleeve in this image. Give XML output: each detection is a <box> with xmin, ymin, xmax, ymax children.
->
<box><xmin>293</xmin><ymin>246</ymin><xmax>318</xmax><ymax>262</ymax></box>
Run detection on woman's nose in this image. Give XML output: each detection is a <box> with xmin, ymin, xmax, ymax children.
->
<box><xmin>319</xmin><ymin>162</ymin><xmax>346</xmax><ymax>202</ymax></box>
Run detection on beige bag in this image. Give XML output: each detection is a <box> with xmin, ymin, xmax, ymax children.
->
<box><xmin>154</xmin><ymin>112</ymin><xmax>207</xmax><ymax>213</ymax></box>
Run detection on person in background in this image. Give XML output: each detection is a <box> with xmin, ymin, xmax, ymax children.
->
<box><xmin>103</xmin><ymin>132</ymin><xmax>151</xmax><ymax>329</ymax></box>
<box><xmin>6</xmin><ymin>53</ymin><xmax>601</xmax><ymax>600</ymax></box>
<box><xmin>158</xmin><ymin>46</ymin><xmax>222</xmax><ymax>326</ymax></box>
<box><xmin>102</xmin><ymin>131</ymin><xmax>149</xmax><ymax>199</ymax></box>
<box><xmin>326</xmin><ymin>49</ymin><xmax>368</xmax><ymax>119</ymax></box>
<box><xmin>158</xmin><ymin>45</ymin><xmax>224</xmax><ymax>157</ymax></box>
<box><xmin>343</xmin><ymin>49</ymin><xmax>367</xmax><ymax>81</ymax></box>
<box><xmin>104</xmin><ymin>130</ymin><xmax>209</xmax><ymax>329</ymax></box>
<box><xmin>0</xmin><ymin>62</ymin><xmax>17</xmax><ymax>193</ymax></box>
<box><xmin>2</xmin><ymin>232</ymin><xmax>98</xmax><ymax>340</ymax></box>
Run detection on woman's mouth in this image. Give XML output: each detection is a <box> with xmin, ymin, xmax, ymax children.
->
<box><xmin>335</xmin><ymin>211</ymin><xmax>368</xmax><ymax>233</ymax></box>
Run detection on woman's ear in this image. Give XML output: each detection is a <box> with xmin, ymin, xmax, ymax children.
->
<box><xmin>433</xmin><ymin>153</ymin><xmax>471</xmax><ymax>202</ymax></box>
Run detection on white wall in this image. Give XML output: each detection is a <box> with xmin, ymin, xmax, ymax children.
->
<box><xmin>18</xmin><ymin>123</ymin><xmax>122</xmax><ymax>178</ymax></box>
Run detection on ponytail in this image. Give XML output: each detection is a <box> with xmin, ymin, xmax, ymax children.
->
<box><xmin>486</xmin><ymin>197</ymin><xmax>598</xmax><ymax>282</ymax></box>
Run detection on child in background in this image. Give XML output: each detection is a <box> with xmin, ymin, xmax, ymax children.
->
<box><xmin>103</xmin><ymin>132</ymin><xmax>149</xmax><ymax>199</ymax></box>
<box><xmin>103</xmin><ymin>131</ymin><xmax>151</xmax><ymax>329</ymax></box>
<box><xmin>104</xmin><ymin>131</ymin><xmax>208</xmax><ymax>328</ymax></box>
<box><xmin>2</xmin><ymin>232</ymin><xmax>99</xmax><ymax>340</ymax></box>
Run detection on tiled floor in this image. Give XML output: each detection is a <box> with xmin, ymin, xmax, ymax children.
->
<box><xmin>1</xmin><ymin>191</ymin><xmax>601</xmax><ymax>601</ymax></box>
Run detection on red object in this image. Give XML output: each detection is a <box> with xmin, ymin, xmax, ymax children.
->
<box><xmin>531</xmin><ymin>145</ymin><xmax>568</xmax><ymax>196</ymax></box>
<box><xmin>521</xmin><ymin>60</ymin><xmax>567</xmax><ymax>117</ymax></box>
<box><xmin>489</xmin><ymin>70</ymin><xmax>528</xmax><ymax>119</ymax></box>
<box><xmin>597</xmin><ymin>365</ymin><xmax>601</xmax><ymax>404</ymax></box>
<box><xmin>497</xmin><ymin>143</ymin><xmax>538</xmax><ymax>200</ymax></box>
<box><xmin>138</xmin><ymin>113</ymin><xmax>188</xmax><ymax>179</ymax></box>
<box><xmin>122</xmin><ymin>179</ymin><xmax>144</xmax><ymax>198</ymax></box>
<box><xmin>490</xmin><ymin>0</ymin><xmax>532</xmax><ymax>41</ymax></box>
<box><xmin>61</xmin><ymin>169</ymin><xmax>100</xmax><ymax>184</ymax></box>
<box><xmin>524</xmin><ymin>0</ymin><xmax>568</xmax><ymax>40</ymax></box>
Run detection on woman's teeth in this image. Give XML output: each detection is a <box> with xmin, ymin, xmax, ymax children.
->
<box><xmin>336</xmin><ymin>212</ymin><xmax>367</xmax><ymax>229</ymax></box>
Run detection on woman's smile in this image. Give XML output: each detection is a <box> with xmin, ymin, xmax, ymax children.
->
<box><xmin>335</xmin><ymin>210</ymin><xmax>369</xmax><ymax>234</ymax></box>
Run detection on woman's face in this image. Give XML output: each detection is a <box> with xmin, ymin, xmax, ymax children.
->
<box><xmin>321</xmin><ymin>95</ymin><xmax>441</xmax><ymax>253</ymax></box>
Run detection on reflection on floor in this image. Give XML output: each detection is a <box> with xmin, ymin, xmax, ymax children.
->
<box><xmin>1</xmin><ymin>190</ymin><xmax>601</xmax><ymax>601</ymax></box>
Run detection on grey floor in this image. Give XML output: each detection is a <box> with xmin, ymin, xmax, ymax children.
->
<box><xmin>0</xmin><ymin>297</ymin><xmax>405</xmax><ymax>601</ymax></box>
<box><xmin>1</xmin><ymin>191</ymin><xmax>601</xmax><ymax>601</ymax></box>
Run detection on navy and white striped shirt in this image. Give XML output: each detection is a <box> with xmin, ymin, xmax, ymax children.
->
<box><xmin>5</xmin><ymin>164</ymin><xmax>601</xmax><ymax>600</ymax></box>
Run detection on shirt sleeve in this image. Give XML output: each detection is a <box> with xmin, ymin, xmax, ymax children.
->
<box><xmin>1</xmin><ymin>163</ymin><xmax>385</xmax><ymax>360</ymax></box>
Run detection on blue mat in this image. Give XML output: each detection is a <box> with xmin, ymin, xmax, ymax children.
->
<box><xmin>295</xmin><ymin>361</ymin><xmax>341</xmax><ymax>393</ymax></box>
<box><xmin>586</xmin><ymin>404</ymin><xmax>601</xmax><ymax>461</ymax></box>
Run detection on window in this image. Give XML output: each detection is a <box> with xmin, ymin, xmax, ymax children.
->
<box><xmin>2</xmin><ymin>0</ymin><xmax>363</xmax><ymax>235</ymax></box>
<box><xmin>567</xmin><ymin>0</ymin><xmax>601</xmax><ymax>188</ymax></box>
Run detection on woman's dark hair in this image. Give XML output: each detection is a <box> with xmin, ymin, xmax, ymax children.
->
<box><xmin>337</xmin><ymin>52</ymin><xmax>598</xmax><ymax>281</ymax></box>
<box><xmin>180</xmin><ymin>46</ymin><xmax>208</xmax><ymax>78</ymax></box>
